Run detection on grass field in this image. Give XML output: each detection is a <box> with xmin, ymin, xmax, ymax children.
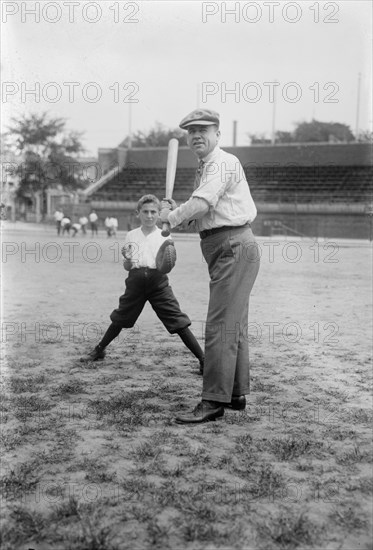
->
<box><xmin>1</xmin><ymin>223</ymin><xmax>372</xmax><ymax>550</ymax></box>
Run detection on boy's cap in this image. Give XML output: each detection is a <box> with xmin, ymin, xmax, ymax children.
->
<box><xmin>179</xmin><ymin>109</ymin><xmax>220</xmax><ymax>129</ymax></box>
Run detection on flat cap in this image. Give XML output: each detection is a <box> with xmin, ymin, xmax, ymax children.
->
<box><xmin>179</xmin><ymin>109</ymin><xmax>220</xmax><ymax>129</ymax></box>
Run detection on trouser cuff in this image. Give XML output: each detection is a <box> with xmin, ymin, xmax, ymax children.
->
<box><xmin>202</xmin><ymin>392</ymin><xmax>231</xmax><ymax>403</ymax></box>
<box><xmin>202</xmin><ymin>389</ymin><xmax>250</xmax><ymax>403</ymax></box>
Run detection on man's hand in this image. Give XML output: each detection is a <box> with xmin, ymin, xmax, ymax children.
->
<box><xmin>161</xmin><ymin>198</ymin><xmax>177</xmax><ymax>210</ymax></box>
<box><xmin>160</xmin><ymin>204</ymin><xmax>171</xmax><ymax>223</ymax></box>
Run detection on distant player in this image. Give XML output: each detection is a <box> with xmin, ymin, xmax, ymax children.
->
<box><xmin>61</xmin><ymin>216</ymin><xmax>71</xmax><ymax>235</ymax></box>
<box><xmin>110</xmin><ymin>216</ymin><xmax>118</xmax><ymax>237</ymax></box>
<box><xmin>71</xmin><ymin>221</ymin><xmax>81</xmax><ymax>237</ymax></box>
<box><xmin>79</xmin><ymin>215</ymin><xmax>88</xmax><ymax>235</ymax></box>
<box><xmin>89</xmin><ymin>210</ymin><xmax>98</xmax><ymax>236</ymax></box>
<box><xmin>54</xmin><ymin>210</ymin><xmax>64</xmax><ymax>235</ymax></box>
<box><xmin>83</xmin><ymin>194</ymin><xmax>204</xmax><ymax>372</ymax></box>
<box><xmin>105</xmin><ymin>216</ymin><xmax>112</xmax><ymax>237</ymax></box>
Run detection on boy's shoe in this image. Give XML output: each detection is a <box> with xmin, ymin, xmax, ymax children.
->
<box><xmin>81</xmin><ymin>345</ymin><xmax>106</xmax><ymax>362</ymax></box>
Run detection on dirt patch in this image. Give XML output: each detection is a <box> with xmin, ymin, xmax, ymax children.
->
<box><xmin>1</xmin><ymin>225</ymin><xmax>372</xmax><ymax>549</ymax></box>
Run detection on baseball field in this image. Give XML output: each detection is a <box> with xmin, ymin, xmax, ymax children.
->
<box><xmin>1</xmin><ymin>223</ymin><xmax>372</xmax><ymax>550</ymax></box>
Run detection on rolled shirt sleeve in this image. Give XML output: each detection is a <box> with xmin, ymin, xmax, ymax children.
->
<box><xmin>168</xmin><ymin>197</ymin><xmax>209</xmax><ymax>228</ymax></box>
<box><xmin>168</xmin><ymin>146</ymin><xmax>257</xmax><ymax>232</ymax></box>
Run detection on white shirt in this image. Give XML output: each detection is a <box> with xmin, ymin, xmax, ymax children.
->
<box><xmin>79</xmin><ymin>216</ymin><xmax>88</xmax><ymax>225</ymax></box>
<box><xmin>89</xmin><ymin>212</ymin><xmax>98</xmax><ymax>222</ymax></box>
<box><xmin>123</xmin><ymin>226</ymin><xmax>171</xmax><ymax>269</ymax></box>
<box><xmin>169</xmin><ymin>146</ymin><xmax>257</xmax><ymax>232</ymax></box>
<box><xmin>54</xmin><ymin>211</ymin><xmax>64</xmax><ymax>221</ymax></box>
<box><xmin>61</xmin><ymin>217</ymin><xmax>71</xmax><ymax>226</ymax></box>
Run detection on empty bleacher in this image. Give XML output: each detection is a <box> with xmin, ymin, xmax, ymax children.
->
<box><xmin>90</xmin><ymin>162</ymin><xmax>372</xmax><ymax>205</ymax></box>
<box><xmin>87</xmin><ymin>143</ymin><xmax>372</xmax><ymax>238</ymax></box>
<box><xmin>245</xmin><ymin>165</ymin><xmax>372</xmax><ymax>204</ymax></box>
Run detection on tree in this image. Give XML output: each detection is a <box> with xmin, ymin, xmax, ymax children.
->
<box><xmin>248</xmin><ymin>119</ymin><xmax>356</xmax><ymax>144</ymax></box>
<box><xmin>248</xmin><ymin>133</ymin><xmax>271</xmax><ymax>145</ymax></box>
<box><xmin>293</xmin><ymin>120</ymin><xmax>354</xmax><ymax>143</ymax></box>
<box><xmin>356</xmin><ymin>130</ymin><xmax>373</xmax><ymax>143</ymax></box>
<box><xmin>6</xmin><ymin>113</ymin><xmax>86</xmax><ymax>218</ymax></box>
<box><xmin>121</xmin><ymin>122</ymin><xmax>186</xmax><ymax>147</ymax></box>
<box><xmin>275</xmin><ymin>131</ymin><xmax>294</xmax><ymax>144</ymax></box>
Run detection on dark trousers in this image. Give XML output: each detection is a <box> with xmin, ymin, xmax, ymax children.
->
<box><xmin>200</xmin><ymin>226</ymin><xmax>260</xmax><ymax>403</ymax></box>
<box><xmin>110</xmin><ymin>268</ymin><xmax>190</xmax><ymax>334</ymax></box>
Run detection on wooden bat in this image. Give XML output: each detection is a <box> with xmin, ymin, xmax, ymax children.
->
<box><xmin>161</xmin><ymin>138</ymin><xmax>179</xmax><ymax>237</ymax></box>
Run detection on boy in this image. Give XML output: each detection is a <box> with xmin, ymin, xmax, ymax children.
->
<box><xmin>84</xmin><ymin>195</ymin><xmax>204</xmax><ymax>373</ymax></box>
<box><xmin>61</xmin><ymin>216</ymin><xmax>71</xmax><ymax>235</ymax></box>
<box><xmin>79</xmin><ymin>215</ymin><xmax>88</xmax><ymax>235</ymax></box>
<box><xmin>71</xmin><ymin>220</ymin><xmax>81</xmax><ymax>237</ymax></box>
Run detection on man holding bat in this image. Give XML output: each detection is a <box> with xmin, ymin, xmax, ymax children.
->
<box><xmin>160</xmin><ymin>109</ymin><xmax>260</xmax><ymax>424</ymax></box>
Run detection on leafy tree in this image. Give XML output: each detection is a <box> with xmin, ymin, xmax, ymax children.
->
<box><xmin>121</xmin><ymin>122</ymin><xmax>185</xmax><ymax>147</ymax></box>
<box><xmin>293</xmin><ymin>120</ymin><xmax>354</xmax><ymax>143</ymax></box>
<box><xmin>248</xmin><ymin>120</ymin><xmax>356</xmax><ymax>144</ymax></box>
<box><xmin>356</xmin><ymin>130</ymin><xmax>373</xmax><ymax>143</ymax></box>
<box><xmin>248</xmin><ymin>133</ymin><xmax>271</xmax><ymax>145</ymax></box>
<box><xmin>6</xmin><ymin>113</ymin><xmax>85</xmax><ymax>218</ymax></box>
<box><xmin>275</xmin><ymin>131</ymin><xmax>294</xmax><ymax>144</ymax></box>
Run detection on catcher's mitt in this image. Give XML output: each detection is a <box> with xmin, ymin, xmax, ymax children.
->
<box><xmin>156</xmin><ymin>240</ymin><xmax>177</xmax><ymax>274</ymax></box>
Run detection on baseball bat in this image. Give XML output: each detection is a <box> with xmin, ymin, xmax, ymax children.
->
<box><xmin>161</xmin><ymin>138</ymin><xmax>179</xmax><ymax>237</ymax></box>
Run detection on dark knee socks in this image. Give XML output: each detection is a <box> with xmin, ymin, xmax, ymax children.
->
<box><xmin>176</xmin><ymin>327</ymin><xmax>204</xmax><ymax>361</ymax></box>
<box><xmin>98</xmin><ymin>322</ymin><xmax>122</xmax><ymax>349</ymax></box>
<box><xmin>98</xmin><ymin>324</ymin><xmax>203</xmax><ymax>362</ymax></box>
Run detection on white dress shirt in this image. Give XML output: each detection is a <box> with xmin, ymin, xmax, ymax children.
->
<box><xmin>123</xmin><ymin>226</ymin><xmax>171</xmax><ymax>269</ymax></box>
<box><xmin>168</xmin><ymin>146</ymin><xmax>257</xmax><ymax>232</ymax></box>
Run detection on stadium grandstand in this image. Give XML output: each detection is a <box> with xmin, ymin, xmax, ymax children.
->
<box><xmin>81</xmin><ymin>142</ymin><xmax>372</xmax><ymax>239</ymax></box>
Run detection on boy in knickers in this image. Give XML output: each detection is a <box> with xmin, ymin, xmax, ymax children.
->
<box><xmin>84</xmin><ymin>195</ymin><xmax>204</xmax><ymax>373</ymax></box>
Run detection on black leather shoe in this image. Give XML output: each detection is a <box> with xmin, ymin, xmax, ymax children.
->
<box><xmin>199</xmin><ymin>357</ymin><xmax>204</xmax><ymax>375</ymax></box>
<box><xmin>175</xmin><ymin>400</ymin><xmax>224</xmax><ymax>424</ymax></box>
<box><xmin>80</xmin><ymin>345</ymin><xmax>106</xmax><ymax>362</ymax></box>
<box><xmin>225</xmin><ymin>395</ymin><xmax>246</xmax><ymax>411</ymax></box>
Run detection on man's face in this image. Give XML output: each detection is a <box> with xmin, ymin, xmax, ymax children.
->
<box><xmin>137</xmin><ymin>202</ymin><xmax>159</xmax><ymax>228</ymax></box>
<box><xmin>186</xmin><ymin>124</ymin><xmax>220</xmax><ymax>159</ymax></box>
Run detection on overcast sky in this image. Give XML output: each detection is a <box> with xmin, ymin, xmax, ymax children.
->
<box><xmin>2</xmin><ymin>0</ymin><xmax>372</xmax><ymax>154</ymax></box>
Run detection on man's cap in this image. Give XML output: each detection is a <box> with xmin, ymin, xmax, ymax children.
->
<box><xmin>179</xmin><ymin>109</ymin><xmax>220</xmax><ymax>129</ymax></box>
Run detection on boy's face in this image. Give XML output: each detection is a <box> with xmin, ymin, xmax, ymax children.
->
<box><xmin>137</xmin><ymin>202</ymin><xmax>159</xmax><ymax>228</ymax></box>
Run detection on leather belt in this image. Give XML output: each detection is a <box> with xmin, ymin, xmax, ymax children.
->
<box><xmin>199</xmin><ymin>223</ymin><xmax>250</xmax><ymax>240</ymax></box>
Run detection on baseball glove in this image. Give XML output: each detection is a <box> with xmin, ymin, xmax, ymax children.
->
<box><xmin>155</xmin><ymin>240</ymin><xmax>177</xmax><ymax>274</ymax></box>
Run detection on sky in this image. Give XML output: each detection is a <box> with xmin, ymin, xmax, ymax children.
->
<box><xmin>1</xmin><ymin>0</ymin><xmax>372</xmax><ymax>155</ymax></box>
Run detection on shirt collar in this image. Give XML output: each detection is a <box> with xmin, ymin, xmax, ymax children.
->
<box><xmin>200</xmin><ymin>145</ymin><xmax>220</xmax><ymax>164</ymax></box>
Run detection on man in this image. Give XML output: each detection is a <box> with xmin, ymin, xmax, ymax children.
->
<box><xmin>89</xmin><ymin>210</ymin><xmax>98</xmax><ymax>236</ymax></box>
<box><xmin>160</xmin><ymin>109</ymin><xmax>260</xmax><ymax>424</ymax></box>
<box><xmin>79</xmin><ymin>215</ymin><xmax>88</xmax><ymax>235</ymax></box>
<box><xmin>54</xmin><ymin>210</ymin><xmax>64</xmax><ymax>236</ymax></box>
<box><xmin>110</xmin><ymin>216</ymin><xmax>118</xmax><ymax>237</ymax></box>
<box><xmin>105</xmin><ymin>216</ymin><xmax>113</xmax><ymax>237</ymax></box>
<box><xmin>61</xmin><ymin>215</ymin><xmax>72</xmax><ymax>236</ymax></box>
